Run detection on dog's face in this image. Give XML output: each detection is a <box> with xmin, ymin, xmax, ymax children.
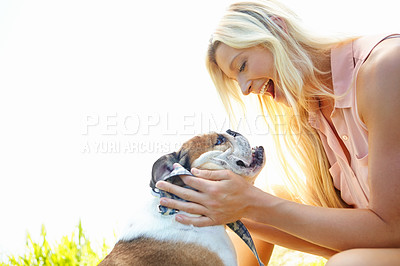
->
<box><xmin>150</xmin><ymin>130</ymin><xmax>265</xmax><ymax>188</ymax></box>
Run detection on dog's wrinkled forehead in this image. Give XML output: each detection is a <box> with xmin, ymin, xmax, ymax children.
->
<box><xmin>179</xmin><ymin>132</ymin><xmax>231</xmax><ymax>166</ymax></box>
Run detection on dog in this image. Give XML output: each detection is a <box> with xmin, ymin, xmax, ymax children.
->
<box><xmin>99</xmin><ymin>129</ymin><xmax>265</xmax><ymax>266</ymax></box>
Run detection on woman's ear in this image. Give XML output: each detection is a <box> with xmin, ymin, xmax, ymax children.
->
<box><xmin>271</xmin><ymin>16</ymin><xmax>288</xmax><ymax>34</ymax></box>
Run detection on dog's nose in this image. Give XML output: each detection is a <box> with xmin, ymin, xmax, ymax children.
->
<box><xmin>226</xmin><ymin>129</ymin><xmax>242</xmax><ymax>138</ymax></box>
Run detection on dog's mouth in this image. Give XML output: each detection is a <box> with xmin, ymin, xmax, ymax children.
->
<box><xmin>236</xmin><ymin>146</ymin><xmax>265</xmax><ymax>170</ymax></box>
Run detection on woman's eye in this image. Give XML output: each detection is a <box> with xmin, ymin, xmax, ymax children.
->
<box><xmin>215</xmin><ymin>135</ymin><xmax>226</xmax><ymax>145</ymax></box>
<box><xmin>239</xmin><ymin>61</ymin><xmax>246</xmax><ymax>72</ymax></box>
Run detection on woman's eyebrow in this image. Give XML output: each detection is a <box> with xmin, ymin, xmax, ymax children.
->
<box><xmin>229</xmin><ymin>51</ymin><xmax>244</xmax><ymax>71</ymax></box>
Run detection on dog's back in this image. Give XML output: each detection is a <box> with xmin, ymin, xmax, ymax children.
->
<box><xmin>99</xmin><ymin>237</ymin><xmax>224</xmax><ymax>266</ymax></box>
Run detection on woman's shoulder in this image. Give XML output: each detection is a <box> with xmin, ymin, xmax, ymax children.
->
<box><xmin>356</xmin><ymin>37</ymin><xmax>400</xmax><ymax>126</ymax></box>
<box><xmin>357</xmin><ymin>36</ymin><xmax>400</xmax><ymax>96</ymax></box>
<box><xmin>364</xmin><ymin>36</ymin><xmax>400</xmax><ymax>65</ymax></box>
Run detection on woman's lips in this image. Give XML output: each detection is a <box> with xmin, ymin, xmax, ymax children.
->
<box><xmin>259</xmin><ymin>79</ymin><xmax>275</xmax><ymax>98</ymax></box>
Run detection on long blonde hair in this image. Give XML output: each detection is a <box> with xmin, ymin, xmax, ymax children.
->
<box><xmin>207</xmin><ymin>0</ymin><xmax>352</xmax><ymax>208</ymax></box>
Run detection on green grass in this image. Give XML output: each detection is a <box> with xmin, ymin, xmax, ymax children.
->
<box><xmin>0</xmin><ymin>221</ymin><xmax>110</xmax><ymax>266</ymax></box>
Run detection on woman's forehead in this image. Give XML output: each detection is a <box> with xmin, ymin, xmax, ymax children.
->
<box><xmin>215</xmin><ymin>43</ymin><xmax>242</xmax><ymax>79</ymax></box>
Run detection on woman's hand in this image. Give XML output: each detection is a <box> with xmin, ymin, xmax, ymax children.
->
<box><xmin>156</xmin><ymin>164</ymin><xmax>259</xmax><ymax>227</ymax></box>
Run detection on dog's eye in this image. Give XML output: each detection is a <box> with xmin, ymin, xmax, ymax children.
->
<box><xmin>215</xmin><ymin>135</ymin><xmax>226</xmax><ymax>145</ymax></box>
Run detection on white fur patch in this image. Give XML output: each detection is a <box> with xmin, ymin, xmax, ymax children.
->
<box><xmin>118</xmin><ymin>193</ymin><xmax>237</xmax><ymax>266</ymax></box>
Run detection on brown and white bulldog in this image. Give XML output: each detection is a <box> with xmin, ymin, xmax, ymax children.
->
<box><xmin>99</xmin><ymin>129</ymin><xmax>265</xmax><ymax>266</ymax></box>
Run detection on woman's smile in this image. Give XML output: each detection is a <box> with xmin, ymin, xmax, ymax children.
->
<box><xmin>258</xmin><ymin>79</ymin><xmax>275</xmax><ymax>98</ymax></box>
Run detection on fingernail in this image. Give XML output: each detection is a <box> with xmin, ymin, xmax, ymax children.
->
<box><xmin>191</xmin><ymin>168</ymin><xmax>199</xmax><ymax>175</ymax></box>
<box><xmin>176</xmin><ymin>216</ymin><xmax>183</xmax><ymax>222</ymax></box>
<box><xmin>156</xmin><ymin>181</ymin><xmax>164</xmax><ymax>189</ymax></box>
<box><xmin>160</xmin><ymin>198</ymin><xmax>167</xmax><ymax>205</ymax></box>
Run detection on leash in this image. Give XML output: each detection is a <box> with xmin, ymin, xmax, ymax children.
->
<box><xmin>151</xmin><ymin>167</ymin><xmax>264</xmax><ymax>266</ymax></box>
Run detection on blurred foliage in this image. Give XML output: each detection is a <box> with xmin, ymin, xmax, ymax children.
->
<box><xmin>0</xmin><ymin>221</ymin><xmax>110</xmax><ymax>266</ymax></box>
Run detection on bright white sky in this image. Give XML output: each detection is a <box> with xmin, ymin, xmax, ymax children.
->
<box><xmin>0</xmin><ymin>0</ymin><xmax>398</xmax><ymax>259</ymax></box>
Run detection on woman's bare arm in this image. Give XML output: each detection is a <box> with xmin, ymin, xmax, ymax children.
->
<box><xmin>242</xmin><ymin>219</ymin><xmax>337</xmax><ymax>258</ymax></box>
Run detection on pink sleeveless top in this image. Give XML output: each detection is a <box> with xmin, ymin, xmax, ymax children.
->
<box><xmin>308</xmin><ymin>34</ymin><xmax>399</xmax><ymax>208</ymax></box>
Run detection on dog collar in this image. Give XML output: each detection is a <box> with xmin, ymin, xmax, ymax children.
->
<box><xmin>152</xmin><ymin>166</ymin><xmax>264</xmax><ymax>266</ymax></box>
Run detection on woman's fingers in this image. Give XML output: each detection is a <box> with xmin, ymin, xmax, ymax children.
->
<box><xmin>191</xmin><ymin>168</ymin><xmax>231</xmax><ymax>181</ymax></box>
<box><xmin>180</xmin><ymin>168</ymin><xmax>234</xmax><ymax>192</ymax></box>
<box><xmin>155</xmin><ymin>166</ymin><xmax>250</xmax><ymax>226</ymax></box>
<box><xmin>159</xmin><ymin>197</ymin><xmax>208</xmax><ymax>218</ymax></box>
<box><xmin>156</xmin><ymin>179</ymin><xmax>202</xmax><ymax>203</ymax></box>
<box><xmin>158</xmin><ymin>196</ymin><xmax>222</xmax><ymax>226</ymax></box>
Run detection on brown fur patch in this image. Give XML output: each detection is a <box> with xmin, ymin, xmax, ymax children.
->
<box><xmin>180</xmin><ymin>133</ymin><xmax>230</xmax><ymax>166</ymax></box>
<box><xmin>99</xmin><ymin>237</ymin><xmax>224</xmax><ymax>266</ymax></box>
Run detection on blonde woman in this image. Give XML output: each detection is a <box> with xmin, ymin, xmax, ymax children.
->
<box><xmin>156</xmin><ymin>0</ymin><xmax>400</xmax><ymax>265</ymax></box>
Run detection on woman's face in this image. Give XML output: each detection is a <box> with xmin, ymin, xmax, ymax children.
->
<box><xmin>215</xmin><ymin>43</ymin><xmax>286</xmax><ymax>104</ymax></box>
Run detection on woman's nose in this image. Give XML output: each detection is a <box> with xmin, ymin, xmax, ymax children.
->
<box><xmin>239</xmin><ymin>79</ymin><xmax>252</xmax><ymax>95</ymax></box>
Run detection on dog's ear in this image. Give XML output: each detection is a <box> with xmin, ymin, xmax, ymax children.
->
<box><xmin>150</xmin><ymin>150</ymin><xmax>191</xmax><ymax>189</ymax></box>
<box><xmin>151</xmin><ymin>152</ymin><xmax>177</xmax><ymax>189</ymax></box>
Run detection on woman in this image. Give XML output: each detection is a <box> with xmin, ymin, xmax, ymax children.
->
<box><xmin>156</xmin><ymin>0</ymin><xmax>400</xmax><ymax>264</ymax></box>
